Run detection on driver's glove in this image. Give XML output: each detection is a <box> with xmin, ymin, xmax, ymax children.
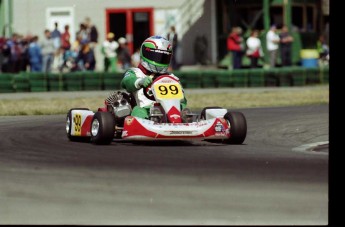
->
<box><xmin>135</xmin><ymin>76</ymin><xmax>153</xmax><ymax>88</ymax></box>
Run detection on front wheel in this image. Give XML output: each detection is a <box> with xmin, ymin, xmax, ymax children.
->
<box><xmin>224</xmin><ymin>111</ymin><xmax>247</xmax><ymax>144</ymax></box>
<box><xmin>90</xmin><ymin>112</ymin><xmax>115</xmax><ymax>145</ymax></box>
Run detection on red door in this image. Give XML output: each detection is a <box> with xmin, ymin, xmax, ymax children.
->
<box><xmin>106</xmin><ymin>8</ymin><xmax>153</xmax><ymax>54</ymax></box>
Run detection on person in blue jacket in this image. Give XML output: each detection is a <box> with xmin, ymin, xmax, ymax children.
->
<box><xmin>28</xmin><ymin>36</ymin><xmax>42</xmax><ymax>72</ymax></box>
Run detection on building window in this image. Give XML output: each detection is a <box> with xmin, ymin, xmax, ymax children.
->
<box><xmin>292</xmin><ymin>4</ymin><xmax>316</xmax><ymax>32</ymax></box>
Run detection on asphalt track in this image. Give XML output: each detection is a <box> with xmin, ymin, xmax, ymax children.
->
<box><xmin>0</xmin><ymin>104</ymin><xmax>328</xmax><ymax>225</ymax></box>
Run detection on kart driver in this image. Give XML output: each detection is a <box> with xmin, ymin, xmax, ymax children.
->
<box><xmin>121</xmin><ymin>35</ymin><xmax>188</xmax><ymax>119</ymax></box>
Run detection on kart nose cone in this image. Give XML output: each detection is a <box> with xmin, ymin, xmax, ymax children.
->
<box><xmin>91</xmin><ymin>119</ymin><xmax>100</xmax><ymax>136</ymax></box>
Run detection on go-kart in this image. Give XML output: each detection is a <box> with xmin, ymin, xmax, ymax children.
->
<box><xmin>66</xmin><ymin>75</ymin><xmax>247</xmax><ymax>145</ymax></box>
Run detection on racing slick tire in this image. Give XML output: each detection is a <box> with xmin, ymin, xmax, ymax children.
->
<box><xmin>200</xmin><ymin>106</ymin><xmax>222</xmax><ymax>120</ymax></box>
<box><xmin>90</xmin><ymin>111</ymin><xmax>115</xmax><ymax>145</ymax></box>
<box><xmin>223</xmin><ymin>111</ymin><xmax>247</xmax><ymax>144</ymax></box>
<box><xmin>66</xmin><ymin>108</ymin><xmax>90</xmax><ymax>142</ymax></box>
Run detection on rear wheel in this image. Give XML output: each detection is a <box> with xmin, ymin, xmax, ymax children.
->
<box><xmin>90</xmin><ymin>112</ymin><xmax>115</xmax><ymax>145</ymax></box>
<box><xmin>66</xmin><ymin>108</ymin><xmax>90</xmax><ymax>142</ymax></box>
<box><xmin>224</xmin><ymin>111</ymin><xmax>247</xmax><ymax>144</ymax></box>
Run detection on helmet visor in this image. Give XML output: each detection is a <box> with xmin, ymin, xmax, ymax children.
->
<box><xmin>142</xmin><ymin>47</ymin><xmax>172</xmax><ymax>65</ymax></box>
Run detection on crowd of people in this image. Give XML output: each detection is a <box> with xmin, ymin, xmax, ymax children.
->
<box><xmin>0</xmin><ymin>17</ymin><xmax>97</xmax><ymax>73</ymax></box>
<box><xmin>0</xmin><ymin>17</ymin><xmax>141</xmax><ymax>74</ymax></box>
<box><xmin>0</xmin><ymin>20</ymin><xmax>329</xmax><ymax>74</ymax></box>
<box><xmin>227</xmin><ymin>24</ymin><xmax>329</xmax><ymax>69</ymax></box>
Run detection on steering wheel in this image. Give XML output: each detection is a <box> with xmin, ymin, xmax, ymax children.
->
<box><xmin>143</xmin><ymin>75</ymin><xmax>167</xmax><ymax>101</ymax></box>
<box><xmin>143</xmin><ymin>85</ymin><xmax>155</xmax><ymax>101</ymax></box>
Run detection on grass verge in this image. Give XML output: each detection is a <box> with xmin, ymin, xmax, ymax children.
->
<box><xmin>0</xmin><ymin>86</ymin><xmax>329</xmax><ymax>116</ymax></box>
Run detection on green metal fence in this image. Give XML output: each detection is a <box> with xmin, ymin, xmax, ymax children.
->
<box><xmin>0</xmin><ymin>66</ymin><xmax>329</xmax><ymax>93</ymax></box>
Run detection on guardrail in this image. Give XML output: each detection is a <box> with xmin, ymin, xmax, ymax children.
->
<box><xmin>0</xmin><ymin>66</ymin><xmax>329</xmax><ymax>93</ymax></box>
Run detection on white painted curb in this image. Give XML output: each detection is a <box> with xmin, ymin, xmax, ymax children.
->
<box><xmin>292</xmin><ymin>141</ymin><xmax>329</xmax><ymax>154</ymax></box>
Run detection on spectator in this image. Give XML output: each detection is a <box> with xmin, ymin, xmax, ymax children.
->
<box><xmin>246</xmin><ymin>30</ymin><xmax>263</xmax><ymax>68</ymax></box>
<box><xmin>167</xmin><ymin>25</ymin><xmax>178</xmax><ymax>70</ymax></box>
<box><xmin>19</xmin><ymin>35</ymin><xmax>30</xmax><ymax>72</ymax></box>
<box><xmin>59</xmin><ymin>24</ymin><xmax>72</xmax><ymax>71</ymax></box>
<box><xmin>117</xmin><ymin>37</ymin><xmax>131</xmax><ymax>71</ymax></box>
<box><xmin>76</xmin><ymin>23</ymin><xmax>88</xmax><ymax>43</ymax></box>
<box><xmin>0</xmin><ymin>37</ymin><xmax>5</xmax><ymax>72</ymax></box>
<box><xmin>28</xmin><ymin>36</ymin><xmax>42</xmax><ymax>72</ymax></box>
<box><xmin>101</xmin><ymin>32</ymin><xmax>119</xmax><ymax>72</ymax></box>
<box><xmin>72</xmin><ymin>35</ymin><xmax>83</xmax><ymax>53</ymax></box>
<box><xmin>266</xmin><ymin>24</ymin><xmax>280</xmax><ymax>68</ymax></box>
<box><xmin>6</xmin><ymin>33</ymin><xmax>22</xmax><ymax>73</ymax></box>
<box><xmin>227</xmin><ymin>26</ymin><xmax>244</xmax><ymax>69</ymax></box>
<box><xmin>279</xmin><ymin>25</ymin><xmax>294</xmax><ymax>66</ymax></box>
<box><xmin>51</xmin><ymin>22</ymin><xmax>63</xmax><ymax>71</ymax></box>
<box><xmin>0</xmin><ymin>37</ymin><xmax>10</xmax><ymax>72</ymax></box>
<box><xmin>51</xmin><ymin>22</ymin><xmax>61</xmax><ymax>51</ymax></box>
<box><xmin>40</xmin><ymin>29</ymin><xmax>55</xmax><ymax>73</ymax></box>
<box><xmin>73</xmin><ymin>40</ymin><xmax>96</xmax><ymax>71</ymax></box>
<box><xmin>131</xmin><ymin>48</ymin><xmax>140</xmax><ymax>67</ymax></box>
<box><xmin>84</xmin><ymin>17</ymin><xmax>98</xmax><ymax>49</ymax></box>
<box><xmin>58</xmin><ymin>34</ymin><xmax>84</xmax><ymax>72</ymax></box>
<box><xmin>61</xmin><ymin>24</ymin><xmax>71</xmax><ymax>51</ymax></box>
<box><xmin>317</xmin><ymin>35</ymin><xmax>329</xmax><ymax>64</ymax></box>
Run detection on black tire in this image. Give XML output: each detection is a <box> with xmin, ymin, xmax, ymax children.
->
<box><xmin>224</xmin><ymin>111</ymin><xmax>247</xmax><ymax>144</ymax></box>
<box><xmin>200</xmin><ymin>106</ymin><xmax>223</xmax><ymax>120</ymax></box>
<box><xmin>90</xmin><ymin>111</ymin><xmax>115</xmax><ymax>145</ymax></box>
<box><xmin>66</xmin><ymin>108</ymin><xmax>90</xmax><ymax>142</ymax></box>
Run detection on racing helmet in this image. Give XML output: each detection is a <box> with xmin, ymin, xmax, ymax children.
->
<box><xmin>140</xmin><ymin>36</ymin><xmax>172</xmax><ymax>74</ymax></box>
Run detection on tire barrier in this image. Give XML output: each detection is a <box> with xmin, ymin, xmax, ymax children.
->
<box><xmin>319</xmin><ymin>66</ymin><xmax>329</xmax><ymax>84</ymax></box>
<box><xmin>232</xmin><ymin>69</ymin><xmax>249</xmax><ymax>87</ymax></box>
<box><xmin>174</xmin><ymin>71</ymin><xmax>202</xmax><ymax>88</ymax></box>
<box><xmin>215</xmin><ymin>71</ymin><xmax>233</xmax><ymax>88</ymax></box>
<box><xmin>13</xmin><ymin>73</ymin><xmax>30</xmax><ymax>92</ymax></box>
<box><xmin>103</xmin><ymin>72</ymin><xmax>123</xmax><ymax>90</ymax></box>
<box><xmin>63</xmin><ymin>72</ymin><xmax>83</xmax><ymax>91</ymax></box>
<box><xmin>0</xmin><ymin>66</ymin><xmax>329</xmax><ymax>93</ymax></box>
<box><xmin>83</xmin><ymin>72</ymin><xmax>103</xmax><ymax>91</ymax></box>
<box><xmin>26</xmin><ymin>72</ymin><xmax>48</xmax><ymax>92</ymax></box>
<box><xmin>48</xmin><ymin>73</ymin><xmax>64</xmax><ymax>91</ymax></box>
<box><xmin>248</xmin><ymin>69</ymin><xmax>265</xmax><ymax>87</ymax></box>
<box><xmin>0</xmin><ymin>73</ymin><xmax>15</xmax><ymax>93</ymax></box>
<box><xmin>201</xmin><ymin>71</ymin><xmax>218</xmax><ymax>88</ymax></box>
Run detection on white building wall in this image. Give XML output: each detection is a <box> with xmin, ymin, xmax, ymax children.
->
<box><xmin>12</xmin><ymin>0</ymin><xmax>216</xmax><ymax>70</ymax></box>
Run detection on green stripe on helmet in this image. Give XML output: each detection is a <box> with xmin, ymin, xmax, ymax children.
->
<box><xmin>143</xmin><ymin>42</ymin><xmax>156</xmax><ymax>49</ymax></box>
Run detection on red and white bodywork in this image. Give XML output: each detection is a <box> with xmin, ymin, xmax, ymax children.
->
<box><xmin>121</xmin><ymin>116</ymin><xmax>230</xmax><ymax>140</ymax></box>
<box><xmin>68</xmin><ymin>108</ymin><xmax>231</xmax><ymax>141</ymax></box>
<box><xmin>67</xmin><ymin>75</ymin><xmax>247</xmax><ymax>144</ymax></box>
<box><xmin>68</xmin><ymin>109</ymin><xmax>94</xmax><ymax>137</ymax></box>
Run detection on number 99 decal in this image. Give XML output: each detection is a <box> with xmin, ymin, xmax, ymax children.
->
<box><xmin>73</xmin><ymin>114</ymin><xmax>82</xmax><ymax>136</ymax></box>
<box><xmin>154</xmin><ymin>83</ymin><xmax>183</xmax><ymax>99</ymax></box>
